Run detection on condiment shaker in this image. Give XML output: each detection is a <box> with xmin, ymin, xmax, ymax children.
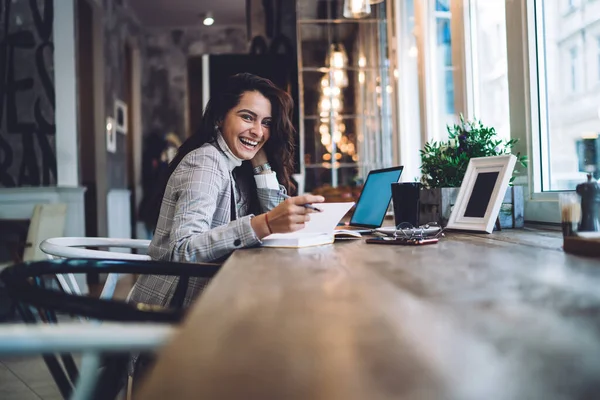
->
<box><xmin>576</xmin><ymin>174</ymin><xmax>600</xmax><ymax>232</ymax></box>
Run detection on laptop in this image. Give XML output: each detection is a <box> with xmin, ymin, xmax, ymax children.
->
<box><xmin>335</xmin><ymin>166</ymin><xmax>404</xmax><ymax>234</ymax></box>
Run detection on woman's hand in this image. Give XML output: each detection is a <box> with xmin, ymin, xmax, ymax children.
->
<box><xmin>250</xmin><ymin>148</ymin><xmax>269</xmax><ymax>168</ymax></box>
<box><xmin>251</xmin><ymin>194</ymin><xmax>325</xmax><ymax>239</ymax></box>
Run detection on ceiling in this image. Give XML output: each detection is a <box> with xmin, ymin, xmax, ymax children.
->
<box><xmin>128</xmin><ymin>0</ymin><xmax>247</xmax><ymax>28</ymax></box>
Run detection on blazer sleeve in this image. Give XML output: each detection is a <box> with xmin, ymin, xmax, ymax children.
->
<box><xmin>168</xmin><ymin>150</ymin><xmax>261</xmax><ymax>263</ymax></box>
<box><xmin>254</xmin><ymin>172</ymin><xmax>286</xmax><ymax>213</ymax></box>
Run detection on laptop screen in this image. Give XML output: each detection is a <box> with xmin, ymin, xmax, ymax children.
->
<box><xmin>350</xmin><ymin>166</ymin><xmax>404</xmax><ymax>228</ymax></box>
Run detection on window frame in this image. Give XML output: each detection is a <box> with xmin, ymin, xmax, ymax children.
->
<box><xmin>415</xmin><ymin>0</ymin><xmax>461</xmax><ymax>143</ymax></box>
<box><xmin>388</xmin><ymin>0</ymin><xmax>424</xmax><ymax>182</ymax></box>
<box><xmin>503</xmin><ymin>0</ymin><xmax>560</xmax><ymax>222</ymax></box>
<box><xmin>390</xmin><ymin>0</ymin><xmax>566</xmax><ymax>223</ymax></box>
<box><xmin>597</xmin><ymin>35</ymin><xmax>600</xmax><ymax>82</ymax></box>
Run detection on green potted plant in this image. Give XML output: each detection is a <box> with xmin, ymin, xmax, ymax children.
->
<box><xmin>419</xmin><ymin>116</ymin><xmax>527</xmax><ymax>228</ymax></box>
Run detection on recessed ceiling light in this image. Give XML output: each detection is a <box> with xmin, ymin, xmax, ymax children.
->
<box><xmin>203</xmin><ymin>12</ymin><xmax>214</xmax><ymax>26</ymax></box>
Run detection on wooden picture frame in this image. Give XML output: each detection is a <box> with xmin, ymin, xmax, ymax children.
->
<box><xmin>114</xmin><ymin>99</ymin><xmax>128</xmax><ymax>135</ymax></box>
<box><xmin>446</xmin><ymin>155</ymin><xmax>517</xmax><ymax>233</ymax></box>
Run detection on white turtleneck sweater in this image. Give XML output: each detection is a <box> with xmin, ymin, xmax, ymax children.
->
<box><xmin>216</xmin><ymin>133</ymin><xmax>280</xmax><ymax>190</ymax></box>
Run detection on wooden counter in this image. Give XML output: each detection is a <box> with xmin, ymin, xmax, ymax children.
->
<box><xmin>137</xmin><ymin>229</ymin><xmax>600</xmax><ymax>399</ymax></box>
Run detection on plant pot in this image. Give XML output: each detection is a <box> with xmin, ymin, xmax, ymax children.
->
<box><xmin>419</xmin><ymin>186</ymin><xmax>524</xmax><ymax>229</ymax></box>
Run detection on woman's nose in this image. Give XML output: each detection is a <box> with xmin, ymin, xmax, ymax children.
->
<box><xmin>250</xmin><ymin>121</ymin><xmax>263</xmax><ymax>137</ymax></box>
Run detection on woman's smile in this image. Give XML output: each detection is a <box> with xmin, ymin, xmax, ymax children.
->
<box><xmin>220</xmin><ymin>91</ymin><xmax>272</xmax><ymax>160</ymax></box>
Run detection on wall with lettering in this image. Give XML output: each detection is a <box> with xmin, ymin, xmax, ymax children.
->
<box><xmin>0</xmin><ymin>0</ymin><xmax>56</xmax><ymax>188</ymax></box>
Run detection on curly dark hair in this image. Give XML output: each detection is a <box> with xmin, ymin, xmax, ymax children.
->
<box><xmin>146</xmin><ymin>73</ymin><xmax>296</xmax><ymax>229</ymax></box>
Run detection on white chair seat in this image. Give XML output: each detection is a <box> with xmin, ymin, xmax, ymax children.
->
<box><xmin>39</xmin><ymin>237</ymin><xmax>152</xmax><ymax>299</ymax></box>
<box><xmin>40</xmin><ymin>237</ymin><xmax>151</xmax><ymax>261</ymax></box>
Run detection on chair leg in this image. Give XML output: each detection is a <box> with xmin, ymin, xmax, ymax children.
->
<box><xmin>40</xmin><ymin>306</ymin><xmax>80</xmax><ymax>385</ymax></box>
<box><xmin>16</xmin><ymin>303</ymin><xmax>74</xmax><ymax>399</ymax></box>
<box><xmin>42</xmin><ymin>354</ymin><xmax>74</xmax><ymax>399</ymax></box>
<box><xmin>91</xmin><ymin>354</ymin><xmax>129</xmax><ymax>400</ymax></box>
<box><xmin>60</xmin><ymin>354</ymin><xmax>80</xmax><ymax>385</ymax></box>
<box><xmin>56</xmin><ymin>274</ymin><xmax>73</xmax><ymax>294</ymax></box>
<box><xmin>71</xmin><ymin>352</ymin><xmax>102</xmax><ymax>400</ymax></box>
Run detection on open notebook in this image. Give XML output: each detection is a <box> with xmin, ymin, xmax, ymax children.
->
<box><xmin>262</xmin><ymin>202</ymin><xmax>357</xmax><ymax>248</ymax></box>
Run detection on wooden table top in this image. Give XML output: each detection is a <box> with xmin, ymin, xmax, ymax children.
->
<box><xmin>137</xmin><ymin>229</ymin><xmax>600</xmax><ymax>400</ymax></box>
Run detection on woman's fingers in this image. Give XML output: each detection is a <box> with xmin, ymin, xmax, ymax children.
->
<box><xmin>289</xmin><ymin>194</ymin><xmax>325</xmax><ymax>206</ymax></box>
<box><xmin>269</xmin><ymin>197</ymin><xmax>321</xmax><ymax>233</ymax></box>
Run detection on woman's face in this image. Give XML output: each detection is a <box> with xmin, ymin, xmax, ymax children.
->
<box><xmin>219</xmin><ymin>91</ymin><xmax>272</xmax><ymax>160</ymax></box>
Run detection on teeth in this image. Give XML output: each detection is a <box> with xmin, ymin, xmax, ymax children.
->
<box><xmin>239</xmin><ymin>138</ymin><xmax>258</xmax><ymax>147</ymax></box>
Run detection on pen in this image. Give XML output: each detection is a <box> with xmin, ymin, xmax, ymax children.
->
<box><xmin>279</xmin><ymin>192</ymin><xmax>323</xmax><ymax>212</ymax></box>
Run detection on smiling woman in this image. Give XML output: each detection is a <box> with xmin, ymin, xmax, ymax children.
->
<box><xmin>219</xmin><ymin>91</ymin><xmax>272</xmax><ymax>160</ymax></box>
<box><xmin>128</xmin><ymin>73</ymin><xmax>325</xmax><ymax>309</ymax></box>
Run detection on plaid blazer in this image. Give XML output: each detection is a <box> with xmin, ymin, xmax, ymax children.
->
<box><xmin>128</xmin><ymin>140</ymin><xmax>285</xmax><ymax>307</ymax></box>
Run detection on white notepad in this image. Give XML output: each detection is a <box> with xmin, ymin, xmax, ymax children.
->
<box><xmin>261</xmin><ymin>202</ymin><xmax>356</xmax><ymax>248</ymax></box>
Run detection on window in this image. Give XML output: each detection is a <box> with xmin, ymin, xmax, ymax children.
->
<box><xmin>414</xmin><ymin>0</ymin><xmax>456</xmax><ymax>142</ymax></box>
<box><xmin>531</xmin><ymin>0</ymin><xmax>595</xmax><ymax>192</ymax></box>
<box><xmin>597</xmin><ymin>36</ymin><xmax>600</xmax><ymax>82</ymax></box>
<box><xmin>391</xmin><ymin>0</ymin><xmax>599</xmax><ymax>222</ymax></box>
<box><xmin>469</xmin><ymin>0</ymin><xmax>510</xmax><ymax>140</ymax></box>
<box><xmin>389</xmin><ymin>0</ymin><xmax>422</xmax><ymax>181</ymax></box>
<box><xmin>566</xmin><ymin>0</ymin><xmax>577</xmax><ymax>10</ymax></box>
<box><xmin>434</xmin><ymin>0</ymin><xmax>455</xmax><ymax>139</ymax></box>
<box><xmin>569</xmin><ymin>47</ymin><xmax>578</xmax><ymax>92</ymax></box>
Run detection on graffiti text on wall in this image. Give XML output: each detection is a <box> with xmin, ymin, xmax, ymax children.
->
<box><xmin>0</xmin><ymin>0</ymin><xmax>56</xmax><ymax>187</ymax></box>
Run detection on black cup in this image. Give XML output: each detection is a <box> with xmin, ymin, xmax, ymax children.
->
<box><xmin>392</xmin><ymin>182</ymin><xmax>421</xmax><ymax>227</ymax></box>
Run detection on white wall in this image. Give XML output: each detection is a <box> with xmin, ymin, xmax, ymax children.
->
<box><xmin>54</xmin><ymin>0</ymin><xmax>80</xmax><ymax>187</ymax></box>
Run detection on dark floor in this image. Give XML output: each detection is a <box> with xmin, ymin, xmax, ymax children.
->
<box><xmin>0</xmin><ymin>275</ymin><xmax>136</xmax><ymax>399</ymax></box>
<box><xmin>0</xmin><ymin>356</ymin><xmax>64</xmax><ymax>400</ymax></box>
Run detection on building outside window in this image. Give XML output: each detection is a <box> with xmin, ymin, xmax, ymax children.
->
<box><xmin>534</xmin><ymin>0</ymin><xmax>598</xmax><ymax>191</ymax></box>
<box><xmin>569</xmin><ymin>47</ymin><xmax>578</xmax><ymax>93</ymax></box>
<box><xmin>597</xmin><ymin>36</ymin><xmax>600</xmax><ymax>82</ymax></box>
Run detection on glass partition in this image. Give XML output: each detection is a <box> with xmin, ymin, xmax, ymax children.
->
<box><xmin>297</xmin><ymin>0</ymin><xmax>394</xmax><ymax>196</ymax></box>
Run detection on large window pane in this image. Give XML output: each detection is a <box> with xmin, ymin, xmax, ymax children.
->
<box><xmin>470</xmin><ymin>0</ymin><xmax>510</xmax><ymax>140</ymax></box>
<box><xmin>536</xmin><ymin>0</ymin><xmax>600</xmax><ymax>190</ymax></box>
<box><xmin>433</xmin><ymin>1</ymin><xmax>455</xmax><ymax>140</ymax></box>
<box><xmin>436</xmin><ymin>0</ymin><xmax>450</xmax><ymax>12</ymax></box>
<box><xmin>395</xmin><ymin>0</ymin><xmax>422</xmax><ymax>181</ymax></box>
<box><xmin>297</xmin><ymin>1</ymin><xmax>393</xmax><ymax>192</ymax></box>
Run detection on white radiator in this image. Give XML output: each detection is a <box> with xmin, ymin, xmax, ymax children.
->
<box><xmin>106</xmin><ymin>189</ymin><xmax>132</xmax><ymax>253</ymax></box>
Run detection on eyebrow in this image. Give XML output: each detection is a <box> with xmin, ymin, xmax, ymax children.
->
<box><xmin>237</xmin><ymin>109</ymin><xmax>271</xmax><ymax>119</ymax></box>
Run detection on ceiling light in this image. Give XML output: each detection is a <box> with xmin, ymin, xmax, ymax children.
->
<box><xmin>369</xmin><ymin>0</ymin><xmax>385</xmax><ymax>3</ymax></box>
<box><xmin>203</xmin><ymin>12</ymin><xmax>214</xmax><ymax>26</ymax></box>
<box><xmin>343</xmin><ymin>0</ymin><xmax>371</xmax><ymax>18</ymax></box>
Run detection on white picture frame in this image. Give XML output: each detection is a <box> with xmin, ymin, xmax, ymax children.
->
<box><xmin>106</xmin><ymin>117</ymin><xmax>116</xmax><ymax>153</ymax></box>
<box><xmin>446</xmin><ymin>155</ymin><xmax>517</xmax><ymax>233</ymax></box>
<box><xmin>114</xmin><ymin>99</ymin><xmax>128</xmax><ymax>135</ymax></box>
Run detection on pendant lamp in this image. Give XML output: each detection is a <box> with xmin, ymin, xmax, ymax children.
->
<box><xmin>326</xmin><ymin>43</ymin><xmax>349</xmax><ymax>88</ymax></box>
<box><xmin>343</xmin><ymin>0</ymin><xmax>371</xmax><ymax>18</ymax></box>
